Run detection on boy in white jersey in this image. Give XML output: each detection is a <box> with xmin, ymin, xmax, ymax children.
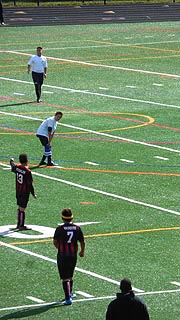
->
<box><xmin>28</xmin><ymin>47</ymin><xmax>48</xmax><ymax>103</ymax></box>
<box><xmin>36</xmin><ymin>112</ymin><xmax>63</xmax><ymax>166</ymax></box>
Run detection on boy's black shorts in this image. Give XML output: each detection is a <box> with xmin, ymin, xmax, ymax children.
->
<box><xmin>16</xmin><ymin>193</ymin><xmax>30</xmax><ymax>208</ymax></box>
<box><xmin>57</xmin><ymin>256</ymin><xmax>77</xmax><ymax>280</ymax></box>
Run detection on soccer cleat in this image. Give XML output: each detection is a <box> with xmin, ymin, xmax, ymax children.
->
<box><xmin>71</xmin><ymin>293</ymin><xmax>76</xmax><ymax>299</ymax></box>
<box><xmin>47</xmin><ymin>161</ymin><xmax>58</xmax><ymax>166</ymax></box>
<box><xmin>62</xmin><ymin>298</ymin><xmax>72</xmax><ymax>306</ymax></box>
<box><xmin>36</xmin><ymin>99</ymin><xmax>42</xmax><ymax>103</ymax></box>
<box><xmin>18</xmin><ymin>226</ymin><xmax>32</xmax><ymax>231</ymax></box>
<box><xmin>39</xmin><ymin>161</ymin><xmax>47</xmax><ymax>166</ymax></box>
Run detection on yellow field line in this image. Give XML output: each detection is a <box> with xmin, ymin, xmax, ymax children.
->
<box><xmin>6</xmin><ymin>226</ymin><xmax>180</xmax><ymax>246</ymax></box>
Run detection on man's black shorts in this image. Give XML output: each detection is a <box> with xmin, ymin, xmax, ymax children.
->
<box><xmin>57</xmin><ymin>256</ymin><xmax>77</xmax><ymax>279</ymax></box>
<box><xmin>16</xmin><ymin>193</ymin><xmax>30</xmax><ymax>208</ymax></box>
<box><xmin>32</xmin><ymin>71</ymin><xmax>44</xmax><ymax>85</ymax></box>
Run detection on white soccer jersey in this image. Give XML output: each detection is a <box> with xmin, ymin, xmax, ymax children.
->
<box><xmin>28</xmin><ymin>55</ymin><xmax>48</xmax><ymax>73</ymax></box>
<box><xmin>37</xmin><ymin>117</ymin><xmax>57</xmax><ymax>137</ymax></box>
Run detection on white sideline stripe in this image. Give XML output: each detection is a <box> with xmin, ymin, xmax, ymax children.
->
<box><xmin>30</xmin><ymin>172</ymin><xmax>180</xmax><ymax>216</ymax></box>
<box><xmin>1</xmin><ymin>76</ymin><xmax>180</xmax><ymax>110</ymax></box>
<box><xmin>76</xmin><ymin>291</ymin><xmax>94</xmax><ymax>298</ymax></box>
<box><xmin>1</xmin><ymin>162</ymin><xmax>180</xmax><ymax>217</ymax></box>
<box><xmin>0</xmin><ymin>240</ymin><xmax>144</xmax><ymax>293</ymax></box>
<box><xmin>171</xmin><ymin>281</ymin><xmax>180</xmax><ymax>287</ymax></box>
<box><xmin>26</xmin><ymin>296</ymin><xmax>45</xmax><ymax>303</ymax></box>
<box><xmin>1</xmin><ymin>50</ymin><xmax>180</xmax><ymax>79</ymax></box>
<box><xmin>1</xmin><ymin>289</ymin><xmax>180</xmax><ymax>312</ymax></box>
<box><xmin>1</xmin><ymin>109</ymin><xmax>180</xmax><ymax>155</ymax></box>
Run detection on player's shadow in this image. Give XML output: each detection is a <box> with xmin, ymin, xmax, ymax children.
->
<box><xmin>0</xmin><ymin>302</ymin><xmax>64</xmax><ymax>319</ymax></box>
<box><xmin>0</xmin><ymin>101</ymin><xmax>35</xmax><ymax>108</ymax></box>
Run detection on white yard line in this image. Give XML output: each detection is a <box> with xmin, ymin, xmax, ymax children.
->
<box><xmin>0</xmin><ymin>109</ymin><xmax>180</xmax><ymax>155</ymax></box>
<box><xmin>1</xmin><ymin>162</ymin><xmax>180</xmax><ymax>217</ymax></box>
<box><xmin>1</xmin><ymin>49</ymin><xmax>180</xmax><ymax>79</ymax></box>
<box><xmin>0</xmin><ymin>240</ymin><xmax>144</xmax><ymax>293</ymax></box>
<box><xmin>1</xmin><ymin>76</ymin><xmax>180</xmax><ymax>110</ymax></box>
<box><xmin>0</xmin><ymin>289</ymin><xmax>180</xmax><ymax>312</ymax></box>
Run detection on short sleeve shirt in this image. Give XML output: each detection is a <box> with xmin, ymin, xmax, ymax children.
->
<box><xmin>28</xmin><ymin>55</ymin><xmax>48</xmax><ymax>73</ymax></box>
<box><xmin>36</xmin><ymin>116</ymin><xmax>57</xmax><ymax>137</ymax></box>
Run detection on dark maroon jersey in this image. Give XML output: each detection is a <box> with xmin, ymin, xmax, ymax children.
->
<box><xmin>54</xmin><ymin>223</ymin><xmax>84</xmax><ymax>257</ymax></box>
<box><xmin>11</xmin><ymin>164</ymin><xmax>35</xmax><ymax>196</ymax></box>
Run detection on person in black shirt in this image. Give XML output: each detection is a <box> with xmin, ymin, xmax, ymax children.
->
<box><xmin>53</xmin><ymin>208</ymin><xmax>85</xmax><ymax>305</ymax></box>
<box><xmin>106</xmin><ymin>278</ymin><xmax>150</xmax><ymax>320</ymax></box>
<box><xmin>10</xmin><ymin>154</ymin><xmax>36</xmax><ymax>230</ymax></box>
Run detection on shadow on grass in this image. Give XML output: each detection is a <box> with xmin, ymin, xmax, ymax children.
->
<box><xmin>0</xmin><ymin>101</ymin><xmax>35</xmax><ymax>108</ymax></box>
<box><xmin>0</xmin><ymin>302</ymin><xmax>63</xmax><ymax>319</ymax></box>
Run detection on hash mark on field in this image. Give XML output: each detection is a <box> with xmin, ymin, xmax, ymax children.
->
<box><xmin>13</xmin><ymin>92</ymin><xmax>25</xmax><ymax>96</ymax></box>
<box><xmin>76</xmin><ymin>291</ymin><xmax>94</xmax><ymax>298</ymax></box>
<box><xmin>154</xmin><ymin>156</ymin><xmax>169</xmax><ymax>160</ymax></box>
<box><xmin>85</xmin><ymin>161</ymin><xmax>99</xmax><ymax>166</ymax></box>
<box><xmin>126</xmin><ymin>85</ymin><xmax>137</xmax><ymax>88</ymax></box>
<box><xmin>153</xmin><ymin>83</ymin><xmax>164</xmax><ymax>87</ymax></box>
<box><xmin>26</xmin><ymin>296</ymin><xmax>45</xmax><ymax>303</ymax></box>
<box><xmin>99</xmin><ymin>87</ymin><xmax>108</xmax><ymax>90</ymax></box>
<box><xmin>120</xmin><ymin>159</ymin><xmax>134</xmax><ymax>163</ymax></box>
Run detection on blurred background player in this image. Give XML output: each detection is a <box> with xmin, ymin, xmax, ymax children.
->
<box><xmin>27</xmin><ymin>46</ymin><xmax>48</xmax><ymax>103</ymax></box>
<box><xmin>10</xmin><ymin>154</ymin><xmax>37</xmax><ymax>230</ymax></box>
<box><xmin>0</xmin><ymin>0</ymin><xmax>5</xmax><ymax>25</ymax></box>
<box><xmin>36</xmin><ymin>111</ymin><xmax>63</xmax><ymax>166</ymax></box>
<box><xmin>53</xmin><ymin>208</ymin><xmax>85</xmax><ymax>305</ymax></box>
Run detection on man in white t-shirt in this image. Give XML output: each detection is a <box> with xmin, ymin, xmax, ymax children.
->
<box><xmin>28</xmin><ymin>47</ymin><xmax>48</xmax><ymax>103</ymax></box>
<box><xmin>36</xmin><ymin>111</ymin><xmax>63</xmax><ymax>166</ymax></box>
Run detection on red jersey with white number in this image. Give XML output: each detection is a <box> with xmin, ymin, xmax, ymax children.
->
<box><xmin>11</xmin><ymin>164</ymin><xmax>34</xmax><ymax>196</ymax></box>
<box><xmin>54</xmin><ymin>223</ymin><xmax>84</xmax><ymax>258</ymax></box>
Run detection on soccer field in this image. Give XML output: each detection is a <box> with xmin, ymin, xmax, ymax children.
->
<box><xmin>0</xmin><ymin>21</ymin><xmax>180</xmax><ymax>319</ymax></box>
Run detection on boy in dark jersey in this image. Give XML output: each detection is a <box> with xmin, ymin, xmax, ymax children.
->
<box><xmin>53</xmin><ymin>208</ymin><xmax>85</xmax><ymax>305</ymax></box>
<box><xmin>10</xmin><ymin>154</ymin><xmax>36</xmax><ymax>230</ymax></box>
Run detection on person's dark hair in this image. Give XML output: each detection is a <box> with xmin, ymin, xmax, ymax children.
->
<box><xmin>37</xmin><ymin>46</ymin><xmax>42</xmax><ymax>50</ymax></box>
<box><xmin>55</xmin><ymin>111</ymin><xmax>63</xmax><ymax>117</ymax></box>
<box><xmin>61</xmin><ymin>208</ymin><xmax>73</xmax><ymax>220</ymax></box>
<box><xmin>19</xmin><ymin>153</ymin><xmax>28</xmax><ymax>164</ymax></box>
<box><xmin>120</xmin><ymin>278</ymin><xmax>132</xmax><ymax>293</ymax></box>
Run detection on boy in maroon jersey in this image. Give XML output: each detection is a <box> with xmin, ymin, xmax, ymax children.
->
<box><xmin>53</xmin><ymin>208</ymin><xmax>85</xmax><ymax>305</ymax></box>
<box><xmin>10</xmin><ymin>154</ymin><xmax>37</xmax><ymax>231</ymax></box>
